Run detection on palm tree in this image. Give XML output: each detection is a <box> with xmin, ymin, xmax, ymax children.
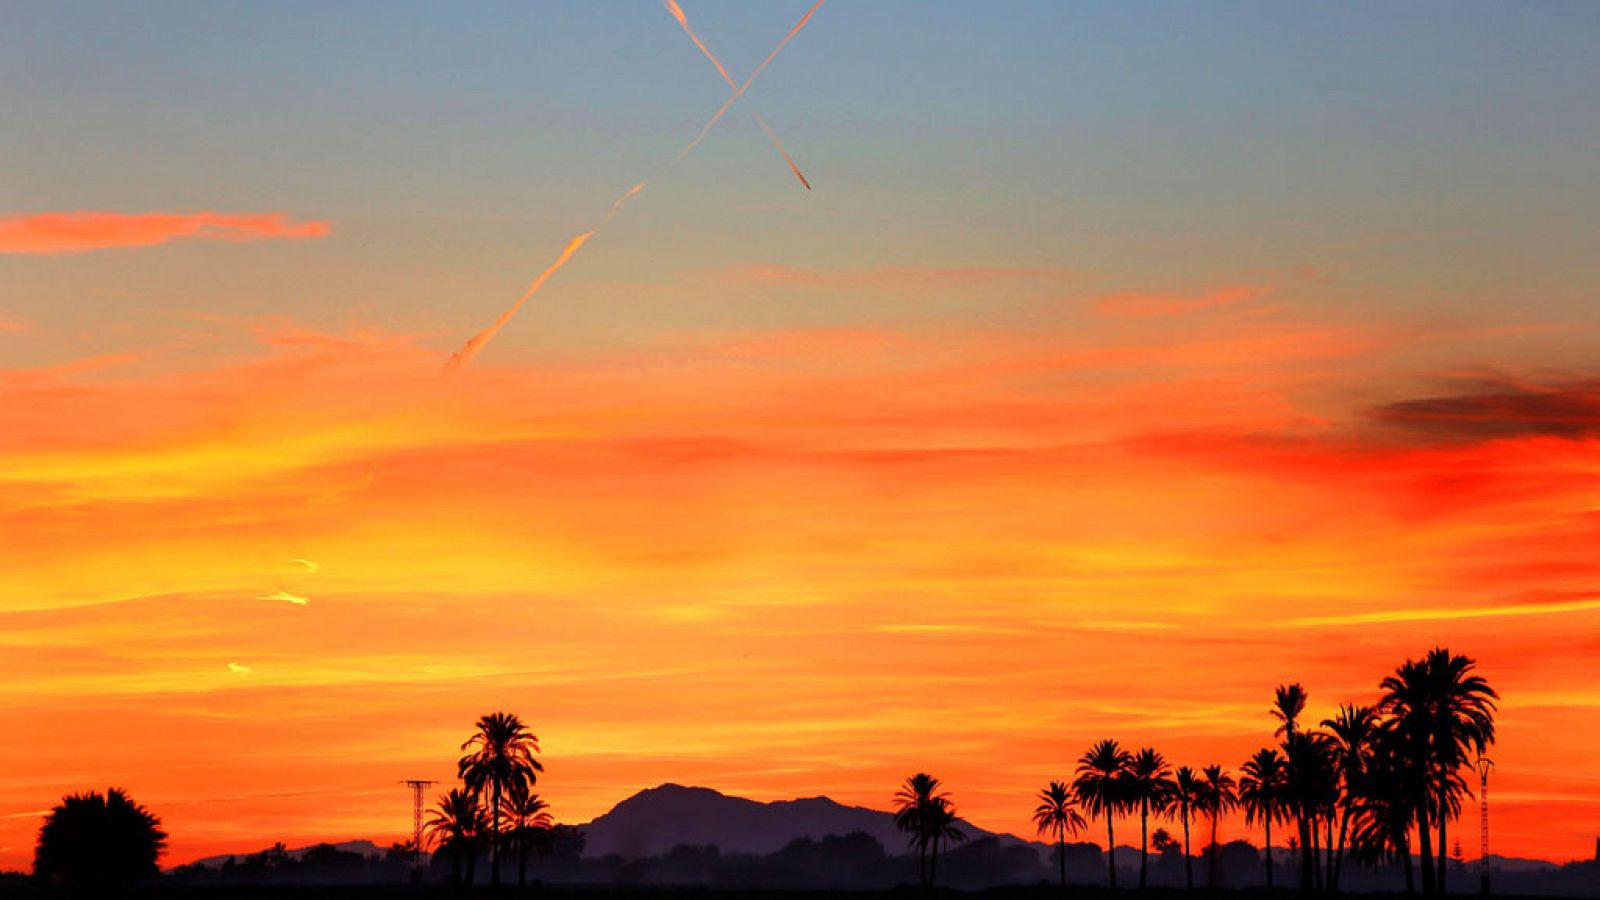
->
<box><xmin>1168</xmin><ymin>766</ymin><xmax>1204</xmax><ymax>890</ymax></box>
<box><xmin>506</xmin><ymin>791</ymin><xmax>554</xmax><ymax>887</ymax></box>
<box><xmin>1272</xmin><ymin>683</ymin><xmax>1317</xmax><ymax>890</ymax></box>
<box><xmin>1322</xmin><ymin>703</ymin><xmax>1378</xmax><ymax>891</ymax></box>
<box><xmin>33</xmin><ymin>788</ymin><xmax>167</xmax><ymax>888</ymax></box>
<box><xmin>1197</xmin><ymin>764</ymin><xmax>1236</xmax><ymax>890</ymax></box>
<box><xmin>426</xmin><ymin>787</ymin><xmax>487</xmax><ymax>885</ymax></box>
<box><xmin>1347</xmin><ymin>728</ymin><xmax>1418</xmax><ymax>895</ymax></box>
<box><xmin>1033</xmin><ymin>781</ymin><xmax>1088</xmax><ymax>889</ymax></box>
<box><xmin>1126</xmin><ymin>747</ymin><xmax>1173</xmax><ymax>889</ymax></box>
<box><xmin>1239</xmin><ymin>748</ymin><xmax>1289</xmax><ymax>889</ymax></box>
<box><xmin>1380</xmin><ymin>648</ymin><xmax>1497</xmax><ymax>897</ymax></box>
<box><xmin>923</xmin><ymin>794</ymin><xmax>967</xmax><ymax>889</ymax></box>
<box><xmin>894</xmin><ymin>773</ymin><xmax>941</xmax><ymax>888</ymax></box>
<box><xmin>1073</xmin><ymin>739</ymin><xmax>1132</xmax><ymax>891</ymax></box>
<box><xmin>458</xmin><ymin>711</ymin><xmax>543</xmax><ymax>886</ymax></box>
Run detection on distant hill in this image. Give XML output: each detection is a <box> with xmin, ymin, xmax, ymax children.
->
<box><xmin>186</xmin><ymin>839</ymin><xmax>384</xmax><ymax>869</ymax></box>
<box><xmin>577</xmin><ymin>783</ymin><xmax>1041</xmax><ymax>860</ymax></box>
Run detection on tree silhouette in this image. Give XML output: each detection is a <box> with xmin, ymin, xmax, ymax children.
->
<box><xmin>458</xmin><ymin>711</ymin><xmax>543</xmax><ymax>886</ymax></box>
<box><xmin>1380</xmin><ymin>648</ymin><xmax>1497</xmax><ymax>897</ymax></box>
<box><xmin>426</xmin><ymin>787</ymin><xmax>487</xmax><ymax>885</ymax></box>
<box><xmin>1321</xmin><ymin>702</ymin><xmax>1378</xmax><ymax>890</ymax></box>
<box><xmin>1167</xmin><ymin>765</ymin><xmax>1204</xmax><ymax>890</ymax></box>
<box><xmin>892</xmin><ymin>773</ymin><xmax>964</xmax><ymax>890</ymax></box>
<box><xmin>1126</xmin><ymin>747</ymin><xmax>1173</xmax><ymax>889</ymax></box>
<box><xmin>1239</xmin><ymin>747</ymin><xmax>1289</xmax><ymax>889</ymax></box>
<box><xmin>1073</xmin><ymin>739</ymin><xmax>1132</xmax><ymax>891</ymax></box>
<box><xmin>33</xmin><ymin>788</ymin><xmax>166</xmax><ymax>888</ymax></box>
<box><xmin>506</xmin><ymin>791</ymin><xmax>554</xmax><ymax>888</ymax></box>
<box><xmin>1032</xmin><ymin>780</ymin><xmax>1088</xmax><ymax>889</ymax></box>
<box><xmin>1197</xmin><ymin>764</ymin><xmax>1236</xmax><ymax>890</ymax></box>
<box><xmin>1272</xmin><ymin>682</ymin><xmax>1317</xmax><ymax>890</ymax></box>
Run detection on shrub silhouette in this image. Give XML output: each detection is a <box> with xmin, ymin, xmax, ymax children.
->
<box><xmin>33</xmin><ymin>787</ymin><xmax>166</xmax><ymax>887</ymax></box>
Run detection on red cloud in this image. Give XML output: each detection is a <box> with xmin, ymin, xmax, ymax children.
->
<box><xmin>0</xmin><ymin>211</ymin><xmax>331</xmax><ymax>255</ymax></box>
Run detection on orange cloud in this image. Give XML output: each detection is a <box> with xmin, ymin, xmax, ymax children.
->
<box><xmin>0</xmin><ymin>211</ymin><xmax>331</xmax><ymax>255</ymax></box>
<box><xmin>0</xmin><ymin>316</ymin><xmax>26</xmax><ymax>334</ymax></box>
<box><xmin>2</xmin><ymin>312</ymin><xmax>1598</xmax><ymax>867</ymax></box>
<box><xmin>1094</xmin><ymin>283</ymin><xmax>1274</xmax><ymax>317</ymax></box>
<box><xmin>718</xmin><ymin>262</ymin><xmax>1084</xmax><ymax>290</ymax></box>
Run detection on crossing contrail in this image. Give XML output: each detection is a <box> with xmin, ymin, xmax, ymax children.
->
<box><xmin>663</xmin><ymin>0</ymin><xmax>812</xmax><ymax>190</ymax></box>
<box><xmin>446</xmin><ymin>1</ymin><xmax>826</xmax><ymax>371</ymax></box>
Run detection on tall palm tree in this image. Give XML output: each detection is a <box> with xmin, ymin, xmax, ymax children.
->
<box><xmin>458</xmin><ymin>711</ymin><xmax>543</xmax><ymax>886</ymax></box>
<box><xmin>1197</xmin><ymin>764</ymin><xmax>1237</xmax><ymax>890</ymax></box>
<box><xmin>1347</xmin><ymin>727</ymin><xmax>1418</xmax><ymax>895</ymax></box>
<box><xmin>894</xmin><ymin>773</ymin><xmax>941</xmax><ymax>888</ymax></box>
<box><xmin>1380</xmin><ymin>648</ymin><xmax>1497</xmax><ymax>897</ymax></box>
<box><xmin>426</xmin><ymin>788</ymin><xmax>487</xmax><ymax>886</ymax></box>
<box><xmin>1126</xmin><ymin>747</ymin><xmax>1173</xmax><ymax>889</ymax></box>
<box><xmin>1322</xmin><ymin>703</ymin><xmax>1378</xmax><ymax>891</ymax></box>
<box><xmin>1239</xmin><ymin>748</ymin><xmax>1289</xmax><ymax>889</ymax></box>
<box><xmin>1168</xmin><ymin>766</ymin><xmax>1204</xmax><ymax>890</ymax></box>
<box><xmin>1273</xmin><ymin>682</ymin><xmax>1317</xmax><ymax>890</ymax></box>
<box><xmin>1033</xmin><ymin>781</ymin><xmax>1088</xmax><ymax>889</ymax></box>
<box><xmin>922</xmin><ymin>794</ymin><xmax>967</xmax><ymax>890</ymax></box>
<box><xmin>1073</xmin><ymin>739</ymin><xmax>1132</xmax><ymax>891</ymax></box>
<box><xmin>506</xmin><ymin>791</ymin><xmax>553</xmax><ymax>887</ymax></box>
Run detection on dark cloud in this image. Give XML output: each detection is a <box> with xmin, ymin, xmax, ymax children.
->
<box><xmin>1372</xmin><ymin>377</ymin><xmax>1600</xmax><ymax>442</ymax></box>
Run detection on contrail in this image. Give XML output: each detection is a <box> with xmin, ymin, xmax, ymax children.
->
<box><xmin>675</xmin><ymin>0</ymin><xmax>827</xmax><ymax>163</ymax></box>
<box><xmin>664</xmin><ymin>0</ymin><xmax>811</xmax><ymax>190</ymax></box>
<box><xmin>445</xmin><ymin>231</ymin><xmax>594</xmax><ymax>370</ymax></box>
<box><xmin>447</xmin><ymin>2</ymin><xmax>825</xmax><ymax>370</ymax></box>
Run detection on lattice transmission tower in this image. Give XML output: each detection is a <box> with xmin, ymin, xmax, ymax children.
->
<box><xmin>401</xmin><ymin>779</ymin><xmax>437</xmax><ymax>876</ymax></box>
<box><xmin>1476</xmin><ymin>757</ymin><xmax>1494</xmax><ymax>897</ymax></box>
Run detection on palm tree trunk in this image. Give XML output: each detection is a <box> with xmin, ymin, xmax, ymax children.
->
<box><xmin>1402</xmin><ymin>834</ymin><xmax>1416</xmax><ymax>896</ymax></box>
<box><xmin>519</xmin><ymin>839</ymin><xmax>529</xmax><ymax>888</ymax></box>
<box><xmin>491</xmin><ymin>782</ymin><xmax>502</xmax><ymax>886</ymax></box>
<box><xmin>1177</xmin><ymin>800</ymin><xmax>1190</xmax><ymax>883</ymax></box>
<box><xmin>1332</xmin><ymin>807</ymin><xmax>1352</xmax><ymax>892</ymax></box>
<box><xmin>1313</xmin><ymin>816</ymin><xmax>1324</xmax><ymax>891</ymax></box>
<box><xmin>1298</xmin><ymin>809</ymin><xmax>1315</xmax><ymax>892</ymax></box>
<box><xmin>1208</xmin><ymin>812</ymin><xmax>1220</xmax><ymax>889</ymax></box>
<box><xmin>1182</xmin><ymin>808</ymin><xmax>1193</xmax><ymax>890</ymax></box>
<box><xmin>930</xmin><ymin>834</ymin><xmax>940</xmax><ymax>891</ymax></box>
<box><xmin>1140</xmin><ymin>800</ymin><xmax>1150</xmax><ymax>889</ymax></box>
<box><xmin>1416</xmin><ymin>798</ymin><xmax>1437</xmax><ymax>897</ymax></box>
<box><xmin>1058</xmin><ymin>835</ymin><xmax>1066</xmax><ymax>889</ymax></box>
<box><xmin>1437</xmin><ymin>799</ymin><xmax>1448</xmax><ymax>896</ymax></box>
<box><xmin>1264</xmin><ymin>817</ymin><xmax>1274</xmax><ymax>889</ymax></box>
<box><xmin>1106</xmin><ymin>814</ymin><xmax>1118</xmax><ymax>891</ymax></box>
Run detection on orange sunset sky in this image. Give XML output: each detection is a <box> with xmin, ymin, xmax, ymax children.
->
<box><xmin>3</xmin><ymin>1</ymin><xmax>1599</xmax><ymax>870</ymax></box>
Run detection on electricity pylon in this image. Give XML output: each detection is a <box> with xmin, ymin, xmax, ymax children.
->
<box><xmin>1476</xmin><ymin>757</ymin><xmax>1494</xmax><ymax>896</ymax></box>
<box><xmin>401</xmin><ymin>779</ymin><xmax>437</xmax><ymax>877</ymax></box>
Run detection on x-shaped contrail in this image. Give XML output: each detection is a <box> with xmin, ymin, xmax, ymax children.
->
<box><xmin>664</xmin><ymin>0</ymin><xmax>811</xmax><ymax>190</ymax></box>
<box><xmin>447</xmin><ymin>1</ymin><xmax>826</xmax><ymax>370</ymax></box>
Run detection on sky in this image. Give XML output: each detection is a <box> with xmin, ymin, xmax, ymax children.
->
<box><xmin>3</xmin><ymin>0</ymin><xmax>1600</xmax><ymax>869</ymax></box>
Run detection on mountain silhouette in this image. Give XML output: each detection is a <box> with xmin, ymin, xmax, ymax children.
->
<box><xmin>578</xmin><ymin>783</ymin><xmax>1037</xmax><ymax>860</ymax></box>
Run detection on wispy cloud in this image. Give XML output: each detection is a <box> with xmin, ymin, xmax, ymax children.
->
<box><xmin>0</xmin><ymin>317</ymin><xmax>27</xmax><ymax>334</ymax></box>
<box><xmin>1372</xmin><ymin>376</ymin><xmax>1600</xmax><ymax>443</ymax></box>
<box><xmin>258</xmin><ymin>591</ymin><xmax>310</xmax><ymax>606</ymax></box>
<box><xmin>1288</xmin><ymin>595</ymin><xmax>1600</xmax><ymax>627</ymax></box>
<box><xmin>1094</xmin><ymin>283</ymin><xmax>1274</xmax><ymax>318</ymax></box>
<box><xmin>0</xmin><ymin>211</ymin><xmax>330</xmax><ymax>255</ymax></box>
<box><xmin>226</xmin><ymin>662</ymin><xmax>252</xmax><ymax>674</ymax></box>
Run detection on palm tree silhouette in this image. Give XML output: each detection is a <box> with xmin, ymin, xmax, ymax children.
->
<box><xmin>33</xmin><ymin>788</ymin><xmax>166</xmax><ymax>888</ymax></box>
<box><xmin>1126</xmin><ymin>747</ymin><xmax>1173</xmax><ymax>889</ymax></box>
<box><xmin>1073</xmin><ymin>739</ymin><xmax>1132</xmax><ymax>891</ymax></box>
<box><xmin>1347</xmin><ymin>727</ymin><xmax>1418</xmax><ymax>895</ymax></box>
<box><xmin>1239</xmin><ymin>748</ymin><xmax>1289</xmax><ymax>889</ymax></box>
<box><xmin>893</xmin><ymin>773</ymin><xmax>964</xmax><ymax>890</ymax></box>
<box><xmin>1033</xmin><ymin>781</ymin><xmax>1088</xmax><ymax>889</ymax></box>
<box><xmin>458</xmin><ymin>711</ymin><xmax>544</xmax><ymax>886</ymax></box>
<box><xmin>1168</xmin><ymin>766</ymin><xmax>1204</xmax><ymax>890</ymax></box>
<box><xmin>1380</xmin><ymin>648</ymin><xmax>1497</xmax><ymax>897</ymax></box>
<box><xmin>1272</xmin><ymin>682</ymin><xmax>1317</xmax><ymax>890</ymax></box>
<box><xmin>506</xmin><ymin>791</ymin><xmax>553</xmax><ymax>888</ymax></box>
<box><xmin>1197</xmin><ymin>764</ymin><xmax>1236</xmax><ymax>890</ymax></box>
<box><xmin>1322</xmin><ymin>703</ymin><xmax>1378</xmax><ymax>890</ymax></box>
<box><xmin>426</xmin><ymin>787</ymin><xmax>487</xmax><ymax>885</ymax></box>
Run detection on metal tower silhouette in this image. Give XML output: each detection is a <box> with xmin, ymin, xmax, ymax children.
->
<box><xmin>1476</xmin><ymin>757</ymin><xmax>1494</xmax><ymax>896</ymax></box>
<box><xmin>401</xmin><ymin>779</ymin><xmax>437</xmax><ymax>873</ymax></box>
